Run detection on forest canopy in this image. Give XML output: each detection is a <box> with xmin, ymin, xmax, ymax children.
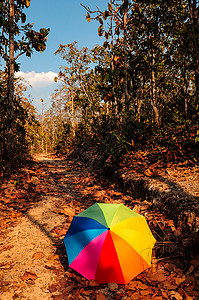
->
<box><xmin>0</xmin><ymin>0</ymin><xmax>198</xmax><ymax>176</ymax></box>
<box><xmin>50</xmin><ymin>0</ymin><xmax>199</xmax><ymax>162</ymax></box>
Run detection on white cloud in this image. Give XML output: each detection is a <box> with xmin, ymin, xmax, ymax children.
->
<box><xmin>15</xmin><ymin>71</ymin><xmax>58</xmax><ymax>89</ymax></box>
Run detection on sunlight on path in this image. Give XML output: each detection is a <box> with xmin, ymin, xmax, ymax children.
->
<box><xmin>0</xmin><ymin>153</ymin><xmax>79</xmax><ymax>299</ymax></box>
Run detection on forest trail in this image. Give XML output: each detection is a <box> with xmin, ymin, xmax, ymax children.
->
<box><xmin>0</xmin><ymin>153</ymin><xmax>198</xmax><ymax>300</ymax></box>
<box><xmin>0</xmin><ymin>153</ymin><xmax>85</xmax><ymax>299</ymax></box>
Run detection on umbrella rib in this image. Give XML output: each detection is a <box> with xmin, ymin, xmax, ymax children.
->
<box><xmin>110</xmin><ymin>229</ymin><xmax>155</xmax><ymax>266</ymax></box>
<box><xmin>95</xmin><ymin>230</ymin><xmax>126</xmax><ymax>284</ymax></box>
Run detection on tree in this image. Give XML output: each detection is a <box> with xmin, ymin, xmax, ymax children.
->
<box><xmin>0</xmin><ymin>0</ymin><xmax>49</xmax><ymax>167</ymax></box>
<box><xmin>81</xmin><ymin>0</ymin><xmax>132</xmax><ymax>116</ymax></box>
<box><xmin>55</xmin><ymin>42</ymin><xmax>102</xmax><ymax>134</ymax></box>
<box><xmin>187</xmin><ymin>0</ymin><xmax>199</xmax><ymax>94</ymax></box>
<box><xmin>50</xmin><ymin>0</ymin><xmax>198</xmax><ymax>162</ymax></box>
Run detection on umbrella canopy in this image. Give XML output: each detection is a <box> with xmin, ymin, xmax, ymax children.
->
<box><xmin>63</xmin><ymin>203</ymin><xmax>156</xmax><ymax>284</ymax></box>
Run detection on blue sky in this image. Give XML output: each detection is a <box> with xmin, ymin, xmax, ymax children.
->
<box><xmin>16</xmin><ymin>0</ymin><xmax>108</xmax><ymax>113</ymax></box>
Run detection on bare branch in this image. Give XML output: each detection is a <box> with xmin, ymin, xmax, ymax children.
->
<box><xmin>80</xmin><ymin>3</ymin><xmax>103</xmax><ymax>14</ymax></box>
<box><xmin>14</xmin><ymin>51</ymin><xmax>26</xmax><ymax>61</ymax></box>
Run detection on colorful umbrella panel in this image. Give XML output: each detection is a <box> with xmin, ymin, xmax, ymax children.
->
<box><xmin>64</xmin><ymin>203</ymin><xmax>156</xmax><ymax>284</ymax></box>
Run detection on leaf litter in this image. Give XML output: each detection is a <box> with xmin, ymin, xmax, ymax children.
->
<box><xmin>0</xmin><ymin>153</ymin><xmax>198</xmax><ymax>299</ymax></box>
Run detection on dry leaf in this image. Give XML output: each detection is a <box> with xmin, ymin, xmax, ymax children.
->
<box><xmin>16</xmin><ymin>191</ymin><xmax>26</xmax><ymax>199</ymax></box>
<box><xmin>21</xmin><ymin>271</ymin><xmax>37</xmax><ymax>281</ymax></box>
<box><xmin>108</xmin><ymin>282</ymin><xmax>118</xmax><ymax>291</ymax></box>
<box><xmin>164</xmin><ymin>263</ymin><xmax>176</xmax><ymax>272</ymax></box>
<box><xmin>60</xmin><ymin>208</ymin><xmax>75</xmax><ymax>217</ymax></box>
<box><xmin>136</xmin><ymin>281</ymin><xmax>148</xmax><ymax>290</ymax></box>
<box><xmin>174</xmin><ymin>228</ymin><xmax>181</xmax><ymax>236</ymax></box>
<box><xmin>161</xmin><ymin>290</ymin><xmax>170</xmax><ymax>299</ymax></box>
<box><xmin>144</xmin><ymin>168</ymin><xmax>155</xmax><ymax>177</ymax></box>
<box><xmin>185</xmin><ymin>282</ymin><xmax>195</xmax><ymax>292</ymax></box>
<box><xmin>133</xmin><ymin>204</ymin><xmax>141</xmax><ymax>213</ymax></box>
<box><xmin>97</xmin><ymin>292</ymin><xmax>107</xmax><ymax>300</ymax></box>
<box><xmin>59</xmin><ymin>278</ymin><xmax>67</xmax><ymax>287</ymax></box>
<box><xmin>113</xmin><ymin>191</ymin><xmax>122</xmax><ymax>196</ymax></box>
<box><xmin>189</xmin><ymin>260</ymin><xmax>199</xmax><ymax>268</ymax></box>
<box><xmin>83</xmin><ymin>290</ymin><xmax>94</xmax><ymax>296</ymax></box>
<box><xmin>52</xmin><ymin>295</ymin><xmax>65</xmax><ymax>300</ymax></box>
<box><xmin>178</xmin><ymin>288</ymin><xmax>194</xmax><ymax>300</ymax></box>
<box><xmin>93</xmin><ymin>190</ymin><xmax>105</xmax><ymax>198</ymax></box>
<box><xmin>127</xmin><ymin>281</ymin><xmax>138</xmax><ymax>290</ymax></box>
<box><xmin>32</xmin><ymin>251</ymin><xmax>45</xmax><ymax>260</ymax></box>
<box><xmin>48</xmin><ymin>284</ymin><xmax>58</xmax><ymax>293</ymax></box>
<box><xmin>168</xmin><ymin>291</ymin><xmax>183</xmax><ymax>300</ymax></box>
<box><xmin>30</xmin><ymin>176</ymin><xmax>40</xmax><ymax>185</ymax></box>
<box><xmin>57</xmin><ymin>228</ymin><xmax>67</xmax><ymax>236</ymax></box>
<box><xmin>51</xmin><ymin>226</ymin><xmax>67</xmax><ymax>236</ymax></box>
<box><xmin>0</xmin><ymin>261</ymin><xmax>14</xmax><ymax>269</ymax></box>
<box><xmin>141</xmin><ymin>296</ymin><xmax>155</xmax><ymax>300</ymax></box>
<box><xmin>175</xmin><ymin>275</ymin><xmax>185</xmax><ymax>285</ymax></box>
<box><xmin>140</xmin><ymin>288</ymin><xmax>153</xmax><ymax>296</ymax></box>
<box><xmin>62</xmin><ymin>284</ymin><xmax>75</xmax><ymax>294</ymax></box>
<box><xmin>131</xmin><ymin>292</ymin><xmax>141</xmax><ymax>299</ymax></box>
<box><xmin>163</xmin><ymin>282</ymin><xmax>178</xmax><ymax>290</ymax></box>
<box><xmin>148</xmin><ymin>270</ymin><xmax>167</xmax><ymax>282</ymax></box>
<box><xmin>186</xmin><ymin>265</ymin><xmax>194</xmax><ymax>275</ymax></box>
<box><xmin>88</xmin><ymin>280</ymin><xmax>99</xmax><ymax>287</ymax></box>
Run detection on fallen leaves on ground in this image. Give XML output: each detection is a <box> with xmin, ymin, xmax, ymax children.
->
<box><xmin>32</xmin><ymin>251</ymin><xmax>45</xmax><ymax>260</ymax></box>
<box><xmin>0</xmin><ymin>153</ymin><xmax>198</xmax><ymax>299</ymax></box>
<box><xmin>21</xmin><ymin>271</ymin><xmax>37</xmax><ymax>281</ymax></box>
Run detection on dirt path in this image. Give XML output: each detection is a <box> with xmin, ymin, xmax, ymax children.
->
<box><xmin>0</xmin><ymin>154</ymin><xmax>198</xmax><ymax>300</ymax></box>
<box><xmin>0</xmin><ymin>154</ymin><xmax>83</xmax><ymax>299</ymax></box>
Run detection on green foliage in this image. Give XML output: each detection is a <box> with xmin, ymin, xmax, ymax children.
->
<box><xmin>90</xmin><ymin>117</ymin><xmax>132</xmax><ymax>161</ymax></box>
<box><xmin>0</xmin><ymin>0</ymin><xmax>49</xmax><ymax>176</ymax></box>
<box><xmin>0</xmin><ymin>77</ymin><xmax>31</xmax><ymax>175</ymax></box>
<box><xmin>54</xmin><ymin>122</ymin><xmax>73</xmax><ymax>154</ymax></box>
<box><xmin>139</xmin><ymin>106</ymin><xmax>199</xmax><ymax>163</ymax></box>
<box><xmin>0</xmin><ymin>1</ymin><xmax>50</xmax><ymax>62</ymax></box>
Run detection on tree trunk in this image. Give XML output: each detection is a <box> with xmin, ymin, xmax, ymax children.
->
<box><xmin>151</xmin><ymin>50</ymin><xmax>159</xmax><ymax>125</ymax></box>
<box><xmin>110</xmin><ymin>8</ymin><xmax>118</xmax><ymax>117</ymax></box>
<box><xmin>188</xmin><ymin>0</ymin><xmax>199</xmax><ymax>94</ymax></box>
<box><xmin>52</xmin><ymin>118</ymin><xmax>55</xmax><ymax>150</ymax></box>
<box><xmin>106</xmin><ymin>101</ymin><xmax>109</xmax><ymax>116</ymax></box>
<box><xmin>111</xmin><ymin>56</ymin><xmax>118</xmax><ymax>116</ymax></box>
<box><xmin>6</xmin><ymin>0</ymin><xmax>15</xmax><ymax>163</ymax></box>
<box><xmin>78</xmin><ymin>72</ymin><xmax>93</xmax><ymax>114</ymax></box>
<box><xmin>123</xmin><ymin>0</ymin><xmax>130</xmax><ymax>114</ymax></box>
<box><xmin>182</xmin><ymin>60</ymin><xmax>188</xmax><ymax>113</ymax></box>
<box><xmin>71</xmin><ymin>91</ymin><xmax>75</xmax><ymax>137</ymax></box>
<box><xmin>137</xmin><ymin>88</ymin><xmax>143</xmax><ymax>123</ymax></box>
<box><xmin>41</xmin><ymin>99</ymin><xmax>44</xmax><ymax>153</ymax></box>
<box><xmin>195</xmin><ymin>61</ymin><xmax>199</xmax><ymax>95</ymax></box>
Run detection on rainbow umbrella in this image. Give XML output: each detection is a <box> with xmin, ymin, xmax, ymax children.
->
<box><xmin>63</xmin><ymin>203</ymin><xmax>156</xmax><ymax>284</ymax></box>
